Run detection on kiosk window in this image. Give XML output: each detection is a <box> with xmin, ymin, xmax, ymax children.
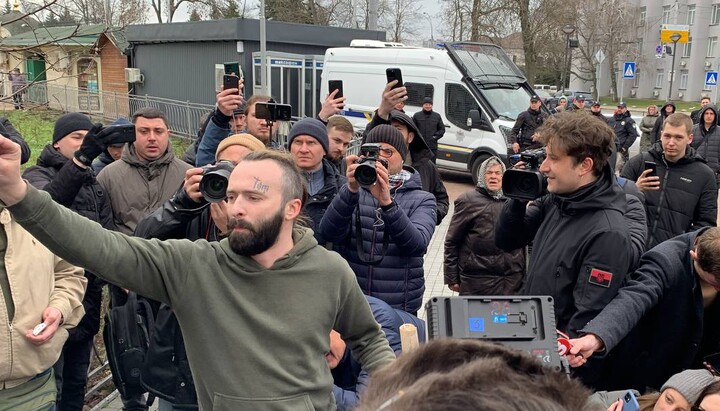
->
<box><xmin>445</xmin><ymin>84</ymin><xmax>477</xmax><ymax>130</ymax></box>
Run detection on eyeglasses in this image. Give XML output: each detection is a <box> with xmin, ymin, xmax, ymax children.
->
<box><xmin>377</xmin><ymin>147</ymin><xmax>396</xmax><ymax>158</ymax></box>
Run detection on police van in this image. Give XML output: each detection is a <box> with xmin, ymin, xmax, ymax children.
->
<box><xmin>320</xmin><ymin>40</ymin><xmax>540</xmax><ymax>183</ymax></box>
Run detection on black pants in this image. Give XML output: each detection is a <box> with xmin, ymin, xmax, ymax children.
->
<box><xmin>53</xmin><ymin>337</ymin><xmax>93</xmax><ymax>411</ymax></box>
<box><xmin>430</xmin><ymin>148</ymin><xmax>437</xmax><ymax>163</ymax></box>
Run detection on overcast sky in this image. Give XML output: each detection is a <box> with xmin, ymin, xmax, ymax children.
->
<box><xmin>171</xmin><ymin>0</ymin><xmax>443</xmax><ymax>44</ymax></box>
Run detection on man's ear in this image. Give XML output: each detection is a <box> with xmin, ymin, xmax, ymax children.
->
<box><xmin>284</xmin><ymin>198</ymin><xmax>302</xmax><ymax>220</ymax></box>
<box><xmin>407</xmin><ymin>132</ymin><xmax>414</xmax><ymax>144</ymax></box>
<box><xmin>690</xmin><ymin>249</ymin><xmax>698</xmax><ymax>262</ymax></box>
<box><xmin>579</xmin><ymin>157</ymin><xmax>594</xmax><ymax>176</ymax></box>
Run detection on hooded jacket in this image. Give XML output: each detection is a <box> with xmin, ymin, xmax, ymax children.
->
<box><xmin>97</xmin><ymin>143</ymin><xmax>192</xmax><ymax>235</ymax></box>
<box><xmin>22</xmin><ymin>145</ymin><xmax>112</xmax><ymax>342</ymax></box>
<box><xmin>319</xmin><ymin>168</ymin><xmax>436</xmax><ymax>314</ymax></box>
<box><xmin>608</xmin><ymin>110</ymin><xmax>638</xmax><ymax>151</ymax></box>
<box><xmin>651</xmin><ymin>102</ymin><xmax>676</xmax><ymax>145</ymax></box>
<box><xmin>581</xmin><ymin>228</ymin><xmax>720</xmax><ymax>391</ymax></box>
<box><xmin>365</xmin><ymin>110</ymin><xmax>449</xmax><ymax>224</ymax></box>
<box><xmin>621</xmin><ymin>145</ymin><xmax>717</xmax><ymax>248</ymax></box>
<box><xmin>8</xmin><ymin>185</ymin><xmax>396</xmax><ymax>411</ymax></box>
<box><xmin>444</xmin><ymin>157</ymin><xmax>525</xmax><ymax>295</ymax></box>
<box><xmin>691</xmin><ymin>105</ymin><xmax>720</xmax><ymax>175</ymax></box>
<box><xmin>0</xmin><ymin>209</ymin><xmax>85</xmax><ymax>389</ymax></box>
<box><xmin>495</xmin><ymin>163</ymin><xmax>632</xmax><ymax>335</ymax></box>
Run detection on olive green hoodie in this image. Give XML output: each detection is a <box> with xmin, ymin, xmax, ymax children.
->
<box><xmin>8</xmin><ymin>185</ymin><xmax>395</xmax><ymax>411</ymax></box>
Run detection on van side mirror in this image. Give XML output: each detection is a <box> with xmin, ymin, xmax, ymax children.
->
<box><xmin>467</xmin><ymin>109</ymin><xmax>487</xmax><ymax>129</ymax></box>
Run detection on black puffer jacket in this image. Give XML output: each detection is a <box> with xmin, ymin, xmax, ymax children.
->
<box><xmin>411</xmin><ymin>109</ymin><xmax>445</xmax><ymax>151</ymax></box>
<box><xmin>495</xmin><ymin>163</ymin><xmax>632</xmax><ymax>335</ymax></box>
<box><xmin>365</xmin><ymin>110</ymin><xmax>450</xmax><ymax>224</ymax></box>
<box><xmin>22</xmin><ymin>145</ymin><xmax>113</xmax><ymax>341</ymax></box>
<box><xmin>621</xmin><ymin>145</ymin><xmax>717</xmax><ymax>248</ymax></box>
<box><xmin>650</xmin><ymin>102</ymin><xmax>676</xmax><ymax>145</ymax></box>
<box><xmin>608</xmin><ymin>111</ymin><xmax>638</xmax><ymax>151</ymax></box>
<box><xmin>509</xmin><ymin>108</ymin><xmax>548</xmax><ymax>149</ymax></box>
<box><xmin>691</xmin><ymin>105</ymin><xmax>720</xmax><ymax>175</ymax></box>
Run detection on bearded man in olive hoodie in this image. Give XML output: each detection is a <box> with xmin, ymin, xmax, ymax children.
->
<box><xmin>0</xmin><ymin>143</ymin><xmax>395</xmax><ymax>411</ymax></box>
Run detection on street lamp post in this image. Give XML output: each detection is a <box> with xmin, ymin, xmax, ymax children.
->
<box><xmin>422</xmin><ymin>12</ymin><xmax>434</xmax><ymax>42</ymax></box>
<box><xmin>667</xmin><ymin>32</ymin><xmax>682</xmax><ymax>101</ymax></box>
<box><xmin>560</xmin><ymin>24</ymin><xmax>576</xmax><ymax>90</ymax></box>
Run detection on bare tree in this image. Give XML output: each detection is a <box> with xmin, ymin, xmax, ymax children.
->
<box><xmin>378</xmin><ymin>0</ymin><xmax>419</xmax><ymax>43</ymax></box>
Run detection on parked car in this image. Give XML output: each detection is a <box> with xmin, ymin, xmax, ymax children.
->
<box><xmin>533</xmin><ymin>89</ymin><xmax>552</xmax><ymax>104</ymax></box>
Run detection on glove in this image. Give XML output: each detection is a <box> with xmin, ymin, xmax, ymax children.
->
<box><xmin>74</xmin><ymin>123</ymin><xmax>106</xmax><ymax>167</ymax></box>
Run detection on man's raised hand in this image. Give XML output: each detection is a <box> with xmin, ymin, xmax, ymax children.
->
<box><xmin>0</xmin><ymin>136</ymin><xmax>27</xmax><ymax>206</ymax></box>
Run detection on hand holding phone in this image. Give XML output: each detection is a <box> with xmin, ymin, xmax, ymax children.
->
<box><xmin>386</xmin><ymin>68</ymin><xmax>404</xmax><ymax>89</ymax></box>
<box><xmin>621</xmin><ymin>390</ymin><xmax>640</xmax><ymax>411</ymax></box>
<box><xmin>32</xmin><ymin>323</ymin><xmax>47</xmax><ymax>336</ymax></box>
<box><xmin>644</xmin><ymin>161</ymin><xmax>658</xmax><ymax>177</ymax></box>
<box><xmin>223</xmin><ymin>74</ymin><xmax>240</xmax><ymax>93</ymax></box>
<box><xmin>328</xmin><ymin>80</ymin><xmax>344</xmax><ymax>100</ymax></box>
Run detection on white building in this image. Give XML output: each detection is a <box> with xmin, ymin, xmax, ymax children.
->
<box><xmin>572</xmin><ymin>0</ymin><xmax>720</xmax><ymax>102</ymax></box>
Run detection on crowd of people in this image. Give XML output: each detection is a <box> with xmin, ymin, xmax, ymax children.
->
<box><xmin>1</xmin><ymin>79</ymin><xmax>720</xmax><ymax>411</ymax></box>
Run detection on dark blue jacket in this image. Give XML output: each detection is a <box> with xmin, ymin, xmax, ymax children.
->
<box><xmin>332</xmin><ymin>296</ymin><xmax>425</xmax><ymax>411</ymax></box>
<box><xmin>319</xmin><ymin>169</ymin><xmax>436</xmax><ymax>314</ymax></box>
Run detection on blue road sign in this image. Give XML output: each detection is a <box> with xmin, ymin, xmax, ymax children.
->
<box><xmin>623</xmin><ymin>62</ymin><xmax>636</xmax><ymax>79</ymax></box>
<box><xmin>656</xmin><ymin>45</ymin><xmax>663</xmax><ymax>54</ymax></box>
<box><xmin>706</xmin><ymin>71</ymin><xmax>719</xmax><ymax>87</ymax></box>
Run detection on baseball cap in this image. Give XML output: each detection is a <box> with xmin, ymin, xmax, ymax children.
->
<box><xmin>576</xmin><ymin>95</ymin><xmax>586</xmax><ymax>101</ymax></box>
<box><xmin>530</xmin><ymin>95</ymin><xmax>541</xmax><ymax>102</ymax></box>
<box><xmin>591</xmin><ymin>102</ymin><xmax>601</xmax><ymax>107</ymax></box>
<box><xmin>617</xmin><ymin>102</ymin><xmax>627</xmax><ymax>108</ymax></box>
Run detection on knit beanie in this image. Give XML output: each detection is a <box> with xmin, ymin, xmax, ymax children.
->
<box><xmin>661</xmin><ymin>369</ymin><xmax>715</xmax><ymax>404</ymax></box>
<box><xmin>364</xmin><ymin>124</ymin><xmax>408</xmax><ymax>160</ymax></box>
<box><xmin>215</xmin><ymin>133</ymin><xmax>266</xmax><ymax>159</ymax></box>
<box><xmin>53</xmin><ymin>113</ymin><xmax>94</xmax><ymax>144</ymax></box>
<box><xmin>287</xmin><ymin>118</ymin><xmax>329</xmax><ymax>153</ymax></box>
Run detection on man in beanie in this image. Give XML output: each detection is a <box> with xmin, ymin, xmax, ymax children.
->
<box><xmin>92</xmin><ymin>118</ymin><xmax>131</xmax><ymax>174</ymax></box>
<box><xmin>133</xmin><ymin>133</ymin><xmax>265</xmax><ymax>411</ymax></box>
<box><xmin>22</xmin><ymin>112</ymin><xmax>115</xmax><ymax>410</ymax></box>
<box><xmin>495</xmin><ymin>112</ymin><xmax>632</xmax><ymax>389</ymax></box>
<box><xmin>412</xmin><ymin>97</ymin><xmax>444</xmax><ymax>162</ymax></box>
<box><xmin>444</xmin><ymin>156</ymin><xmax>525</xmax><ymax>295</ymax></box>
<box><xmin>365</xmin><ymin>103</ymin><xmax>449</xmax><ymax>224</ymax></box>
<box><xmin>509</xmin><ymin>94</ymin><xmax>548</xmax><ymax>153</ymax></box>
<box><xmin>569</xmin><ymin>227</ymin><xmax>720</xmax><ymax>392</ymax></box>
<box><xmin>320</xmin><ymin>124</ymin><xmax>436</xmax><ymax>315</ymax></box>
<box><xmin>287</xmin><ymin>118</ymin><xmax>345</xmax><ymax>244</ymax></box>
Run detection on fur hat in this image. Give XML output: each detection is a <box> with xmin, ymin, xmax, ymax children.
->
<box><xmin>215</xmin><ymin>133</ymin><xmax>266</xmax><ymax>160</ymax></box>
<box><xmin>661</xmin><ymin>369</ymin><xmax>715</xmax><ymax>404</ymax></box>
<box><xmin>364</xmin><ymin>124</ymin><xmax>408</xmax><ymax>160</ymax></box>
<box><xmin>287</xmin><ymin>118</ymin><xmax>329</xmax><ymax>153</ymax></box>
<box><xmin>53</xmin><ymin>113</ymin><xmax>93</xmax><ymax>144</ymax></box>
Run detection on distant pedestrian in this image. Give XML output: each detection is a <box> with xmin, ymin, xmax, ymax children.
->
<box><xmin>412</xmin><ymin>97</ymin><xmax>445</xmax><ymax>162</ymax></box>
<box><xmin>639</xmin><ymin>105</ymin><xmax>659</xmax><ymax>152</ymax></box>
<box><xmin>608</xmin><ymin>102</ymin><xmax>638</xmax><ymax>174</ymax></box>
<box><xmin>650</xmin><ymin>101</ymin><xmax>676</xmax><ymax>145</ymax></box>
<box><xmin>509</xmin><ymin>95</ymin><xmax>548</xmax><ymax>153</ymax></box>
<box><xmin>691</xmin><ymin>96</ymin><xmax>712</xmax><ymax>124</ymax></box>
<box><xmin>8</xmin><ymin>68</ymin><xmax>26</xmax><ymax>110</ymax></box>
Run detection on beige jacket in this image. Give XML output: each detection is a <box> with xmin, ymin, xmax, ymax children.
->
<box><xmin>0</xmin><ymin>209</ymin><xmax>86</xmax><ymax>389</ymax></box>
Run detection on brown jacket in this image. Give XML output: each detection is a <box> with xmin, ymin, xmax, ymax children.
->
<box><xmin>0</xmin><ymin>209</ymin><xmax>85</xmax><ymax>389</ymax></box>
<box><xmin>97</xmin><ymin>144</ymin><xmax>191</xmax><ymax>235</ymax></box>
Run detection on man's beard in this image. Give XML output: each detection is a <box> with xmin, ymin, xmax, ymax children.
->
<box><xmin>228</xmin><ymin>208</ymin><xmax>284</xmax><ymax>256</ymax></box>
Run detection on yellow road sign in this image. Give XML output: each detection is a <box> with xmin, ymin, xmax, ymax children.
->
<box><xmin>661</xmin><ymin>24</ymin><xmax>690</xmax><ymax>43</ymax></box>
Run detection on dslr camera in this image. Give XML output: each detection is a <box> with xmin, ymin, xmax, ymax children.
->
<box><xmin>502</xmin><ymin>148</ymin><xmax>547</xmax><ymax>201</ymax></box>
<box><xmin>354</xmin><ymin>143</ymin><xmax>389</xmax><ymax>188</ymax></box>
<box><xmin>254</xmin><ymin>99</ymin><xmax>292</xmax><ymax>122</ymax></box>
<box><xmin>199</xmin><ymin>161</ymin><xmax>235</xmax><ymax>203</ymax></box>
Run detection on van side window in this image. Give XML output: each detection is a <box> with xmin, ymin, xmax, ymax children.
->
<box><xmin>405</xmin><ymin>83</ymin><xmax>434</xmax><ymax>106</ymax></box>
<box><xmin>445</xmin><ymin>84</ymin><xmax>477</xmax><ymax>131</ymax></box>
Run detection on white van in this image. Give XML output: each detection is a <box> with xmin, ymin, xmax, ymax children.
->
<box><xmin>321</xmin><ymin>40</ymin><xmax>541</xmax><ymax>183</ymax></box>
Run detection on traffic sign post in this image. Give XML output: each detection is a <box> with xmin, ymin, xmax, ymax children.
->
<box><xmin>706</xmin><ymin>71</ymin><xmax>719</xmax><ymax>104</ymax></box>
<box><xmin>620</xmin><ymin>62</ymin><xmax>635</xmax><ymax>102</ymax></box>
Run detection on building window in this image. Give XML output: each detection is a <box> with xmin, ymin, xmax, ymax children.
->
<box><xmin>687</xmin><ymin>5</ymin><xmax>696</xmax><ymax>25</ymax></box>
<box><xmin>634</xmin><ymin>70</ymin><xmax>641</xmax><ymax>88</ymax></box>
<box><xmin>637</xmin><ymin>38</ymin><xmax>643</xmax><ymax>57</ymax></box>
<box><xmin>683</xmin><ymin>37</ymin><xmax>692</xmax><ymax>58</ymax></box>
<box><xmin>679</xmin><ymin>70</ymin><xmax>689</xmax><ymax>89</ymax></box>
<box><xmin>655</xmin><ymin>70</ymin><xmax>664</xmax><ymax>89</ymax></box>
<box><xmin>713</xmin><ymin>4</ymin><xmax>720</xmax><ymax>25</ymax></box>
<box><xmin>640</xmin><ymin>7</ymin><xmax>647</xmax><ymax>26</ymax></box>
<box><xmin>708</xmin><ymin>37</ymin><xmax>718</xmax><ymax>57</ymax></box>
<box><xmin>662</xmin><ymin>6</ymin><xmax>671</xmax><ymax>24</ymax></box>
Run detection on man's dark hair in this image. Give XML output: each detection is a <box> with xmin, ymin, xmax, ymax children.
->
<box><xmin>701</xmin><ymin>96</ymin><xmax>712</xmax><ymax>103</ymax></box>
<box><xmin>355</xmin><ymin>339</ymin><xmax>599</xmax><ymax>411</ymax></box>
<box><xmin>132</xmin><ymin>107</ymin><xmax>168</xmax><ymax>128</ymax></box>
<box><xmin>238</xmin><ymin>149</ymin><xmax>308</xmax><ymax>212</ymax></box>
<box><xmin>662</xmin><ymin>112</ymin><xmax>693</xmax><ymax>136</ymax></box>
<box><xmin>537</xmin><ymin>111</ymin><xmax>613</xmax><ymax>176</ymax></box>
<box><xmin>245</xmin><ymin>95</ymin><xmax>271</xmax><ymax>116</ymax></box>
<box><xmin>696</xmin><ymin>227</ymin><xmax>720</xmax><ymax>281</ymax></box>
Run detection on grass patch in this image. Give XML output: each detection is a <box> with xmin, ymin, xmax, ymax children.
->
<box><xmin>0</xmin><ymin>108</ymin><xmax>192</xmax><ymax>170</ymax></box>
<box><xmin>598</xmin><ymin>97</ymin><xmax>700</xmax><ymax>113</ymax></box>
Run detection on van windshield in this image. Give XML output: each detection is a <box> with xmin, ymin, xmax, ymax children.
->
<box><xmin>480</xmin><ymin>86</ymin><xmax>533</xmax><ymax>120</ymax></box>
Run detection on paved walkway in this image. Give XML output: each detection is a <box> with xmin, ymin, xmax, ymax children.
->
<box><xmin>101</xmin><ymin>202</ymin><xmax>459</xmax><ymax>410</ymax></box>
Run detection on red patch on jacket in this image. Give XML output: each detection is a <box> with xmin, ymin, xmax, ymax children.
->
<box><xmin>588</xmin><ymin>268</ymin><xmax>613</xmax><ymax>288</ymax></box>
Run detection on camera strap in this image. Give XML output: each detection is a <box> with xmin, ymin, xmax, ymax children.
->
<box><xmin>354</xmin><ymin>204</ymin><xmax>389</xmax><ymax>265</ymax></box>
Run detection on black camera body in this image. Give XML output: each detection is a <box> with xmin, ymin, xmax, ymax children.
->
<box><xmin>199</xmin><ymin>161</ymin><xmax>235</xmax><ymax>203</ymax></box>
<box><xmin>502</xmin><ymin>148</ymin><xmax>547</xmax><ymax>201</ymax></box>
<box><xmin>254</xmin><ymin>100</ymin><xmax>292</xmax><ymax>122</ymax></box>
<box><xmin>354</xmin><ymin>143</ymin><xmax>389</xmax><ymax>189</ymax></box>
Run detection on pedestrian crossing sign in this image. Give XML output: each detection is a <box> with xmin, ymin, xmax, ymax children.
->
<box><xmin>706</xmin><ymin>71</ymin><xmax>718</xmax><ymax>87</ymax></box>
<box><xmin>623</xmin><ymin>62</ymin><xmax>636</xmax><ymax>79</ymax></box>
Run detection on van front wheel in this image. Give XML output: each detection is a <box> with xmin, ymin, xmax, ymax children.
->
<box><xmin>470</xmin><ymin>154</ymin><xmax>491</xmax><ymax>185</ymax></box>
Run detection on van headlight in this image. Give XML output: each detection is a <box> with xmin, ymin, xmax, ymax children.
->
<box><xmin>499</xmin><ymin>125</ymin><xmax>514</xmax><ymax>146</ymax></box>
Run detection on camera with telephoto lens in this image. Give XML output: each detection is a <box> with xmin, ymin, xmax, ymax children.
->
<box><xmin>502</xmin><ymin>147</ymin><xmax>547</xmax><ymax>201</ymax></box>
<box><xmin>199</xmin><ymin>161</ymin><xmax>235</xmax><ymax>203</ymax></box>
<box><xmin>354</xmin><ymin>143</ymin><xmax>389</xmax><ymax>189</ymax></box>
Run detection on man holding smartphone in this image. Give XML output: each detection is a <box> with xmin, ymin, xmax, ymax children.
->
<box><xmin>621</xmin><ymin>113</ymin><xmax>717</xmax><ymax>248</ymax></box>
